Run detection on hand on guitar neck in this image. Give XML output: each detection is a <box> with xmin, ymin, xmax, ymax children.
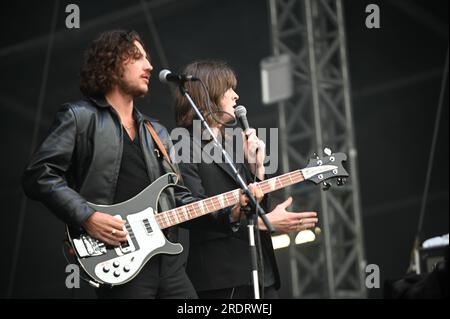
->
<box><xmin>229</xmin><ymin>184</ymin><xmax>318</xmax><ymax>233</ymax></box>
<box><xmin>230</xmin><ymin>183</ymin><xmax>264</xmax><ymax>222</ymax></box>
<box><xmin>82</xmin><ymin>211</ymin><xmax>128</xmax><ymax>246</ymax></box>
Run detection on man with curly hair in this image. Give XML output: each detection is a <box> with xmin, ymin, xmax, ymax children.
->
<box><xmin>22</xmin><ymin>30</ymin><xmax>198</xmax><ymax>299</ymax></box>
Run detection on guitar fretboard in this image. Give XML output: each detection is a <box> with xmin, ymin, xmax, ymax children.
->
<box><xmin>156</xmin><ymin>169</ymin><xmax>305</xmax><ymax>229</ymax></box>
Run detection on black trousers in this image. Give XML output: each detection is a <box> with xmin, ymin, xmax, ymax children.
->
<box><xmin>96</xmin><ymin>255</ymin><xmax>197</xmax><ymax>299</ymax></box>
<box><xmin>197</xmin><ymin>285</ymin><xmax>279</xmax><ymax>299</ymax></box>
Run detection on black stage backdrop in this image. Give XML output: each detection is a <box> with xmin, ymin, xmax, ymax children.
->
<box><xmin>0</xmin><ymin>0</ymin><xmax>447</xmax><ymax>299</ymax></box>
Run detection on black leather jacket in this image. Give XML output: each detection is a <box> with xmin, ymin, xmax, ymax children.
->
<box><xmin>22</xmin><ymin>97</ymin><xmax>196</xmax><ymax>229</ymax></box>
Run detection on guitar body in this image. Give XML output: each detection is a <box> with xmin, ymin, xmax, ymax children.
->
<box><xmin>66</xmin><ymin>172</ymin><xmax>183</xmax><ymax>286</ymax></box>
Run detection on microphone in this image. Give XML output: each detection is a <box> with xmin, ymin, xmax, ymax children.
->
<box><xmin>234</xmin><ymin>105</ymin><xmax>251</xmax><ymax>133</ymax></box>
<box><xmin>159</xmin><ymin>69</ymin><xmax>198</xmax><ymax>84</ymax></box>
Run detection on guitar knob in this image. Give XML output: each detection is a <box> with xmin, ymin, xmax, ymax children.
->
<box><xmin>103</xmin><ymin>265</ymin><xmax>110</xmax><ymax>273</ymax></box>
<box><xmin>123</xmin><ymin>265</ymin><xmax>130</xmax><ymax>273</ymax></box>
<box><xmin>114</xmin><ymin>270</ymin><xmax>121</xmax><ymax>277</ymax></box>
<box><xmin>113</xmin><ymin>261</ymin><xmax>120</xmax><ymax>268</ymax></box>
<box><xmin>322</xmin><ymin>182</ymin><xmax>331</xmax><ymax>191</ymax></box>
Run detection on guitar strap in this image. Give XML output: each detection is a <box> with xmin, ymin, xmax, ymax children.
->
<box><xmin>144</xmin><ymin>121</ymin><xmax>172</xmax><ymax>164</ymax></box>
<box><xmin>144</xmin><ymin>121</ymin><xmax>181</xmax><ymax>181</ymax></box>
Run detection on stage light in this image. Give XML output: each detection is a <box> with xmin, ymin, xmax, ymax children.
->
<box><xmin>295</xmin><ymin>230</ymin><xmax>316</xmax><ymax>245</ymax></box>
<box><xmin>272</xmin><ymin>234</ymin><xmax>291</xmax><ymax>250</ymax></box>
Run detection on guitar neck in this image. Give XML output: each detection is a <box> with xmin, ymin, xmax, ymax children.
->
<box><xmin>156</xmin><ymin>169</ymin><xmax>305</xmax><ymax>229</ymax></box>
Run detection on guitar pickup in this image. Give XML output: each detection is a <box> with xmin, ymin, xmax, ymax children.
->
<box><xmin>113</xmin><ymin>215</ymin><xmax>136</xmax><ymax>256</ymax></box>
<box><xmin>143</xmin><ymin>218</ymin><xmax>153</xmax><ymax>234</ymax></box>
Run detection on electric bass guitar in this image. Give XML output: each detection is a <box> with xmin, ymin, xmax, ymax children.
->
<box><xmin>66</xmin><ymin>150</ymin><xmax>348</xmax><ymax>286</ymax></box>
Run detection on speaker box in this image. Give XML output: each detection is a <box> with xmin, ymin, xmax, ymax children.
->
<box><xmin>260</xmin><ymin>54</ymin><xmax>293</xmax><ymax>105</ymax></box>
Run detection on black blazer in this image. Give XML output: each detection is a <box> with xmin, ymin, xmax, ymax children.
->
<box><xmin>177</xmin><ymin>128</ymin><xmax>280</xmax><ymax>292</ymax></box>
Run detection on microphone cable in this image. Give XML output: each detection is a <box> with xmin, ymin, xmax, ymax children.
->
<box><xmin>197</xmin><ymin>79</ymin><xmax>237</xmax><ymax>128</ymax></box>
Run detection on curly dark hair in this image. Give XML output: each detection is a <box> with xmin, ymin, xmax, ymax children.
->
<box><xmin>80</xmin><ymin>30</ymin><xmax>148</xmax><ymax>97</ymax></box>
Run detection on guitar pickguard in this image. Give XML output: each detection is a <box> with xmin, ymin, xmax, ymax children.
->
<box><xmin>67</xmin><ymin>173</ymin><xmax>183</xmax><ymax>286</ymax></box>
<box><xmin>93</xmin><ymin>206</ymin><xmax>167</xmax><ymax>284</ymax></box>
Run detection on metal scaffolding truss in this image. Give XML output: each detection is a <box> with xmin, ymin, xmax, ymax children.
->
<box><xmin>268</xmin><ymin>0</ymin><xmax>366</xmax><ymax>298</ymax></box>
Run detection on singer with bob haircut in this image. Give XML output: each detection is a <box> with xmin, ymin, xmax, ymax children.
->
<box><xmin>22</xmin><ymin>29</ymin><xmax>201</xmax><ymax>299</ymax></box>
<box><xmin>174</xmin><ymin>60</ymin><xmax>319</xmax><ymax>299</ymax></box>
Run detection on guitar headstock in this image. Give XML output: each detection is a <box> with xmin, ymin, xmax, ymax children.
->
<box><xmin>301</xmin><ymin>148</ymin><xmax>349</xmax><ymax>190</ymax></box>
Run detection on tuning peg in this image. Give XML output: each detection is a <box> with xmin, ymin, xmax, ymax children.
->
<box><xmin>324</xmin><ymin>148</ymin><xmax>332</xmax><ymax>156</ymax></box>
<box><xmin>322</xmin><ymin>182</ymin><xmax>331</xmax><ymax>191</ymax></box>
<box><xmin>337</xmin><ymin>178</ymin><xmax>346</xmax><ymax>186</ymax></box>
<box><xmin>312</xmin><ymin>152</ymin><xmax>320</xmax><ymax>159</ymax></box>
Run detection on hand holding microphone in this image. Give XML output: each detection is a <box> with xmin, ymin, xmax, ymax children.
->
<box><xmin>234</xmin><ymin>105</ymin><xmax>265</xmax><ymax>179</ymax></box>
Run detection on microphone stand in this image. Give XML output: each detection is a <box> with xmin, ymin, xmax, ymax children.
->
<box><xmin>179</xmin><ymin>84</ymin><xmax>275</xmax><ymax>299</ymax></box>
